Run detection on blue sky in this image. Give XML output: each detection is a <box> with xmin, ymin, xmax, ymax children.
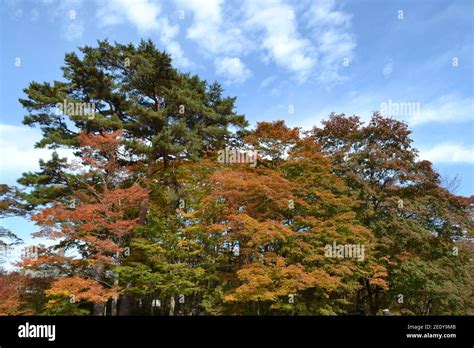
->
<box><xmin>0</xmin><ymin>0</ymin><xmax>473</xmax><ymax>267</ymax></box>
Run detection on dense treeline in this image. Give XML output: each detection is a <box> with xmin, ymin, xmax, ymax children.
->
<box><xmin>1</xmin><ymin>40</ymin><xmax>472</xmax><ymax>316</ymax></box>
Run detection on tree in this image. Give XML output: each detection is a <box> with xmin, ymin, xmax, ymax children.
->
<box><xmin>21</xmin><ymin>131</ymin><xmax>147</xmax><ymax>315</ymax></box>
<box><xmin>18</xmin><ymin>40</ymin><xmax>247</xmax><ymax>314</ymax></box>
<box><xmin>0</xmin><ymin>272</ymin><xmax>31</xmax><ymax>315</ymax></box>
<box><xmin>182</xmin><ymin>121</ymin><xmax>385</xmax><ymax>315</ymax></box>
<box><xmin>313</xmin><ymin>113</ymin><xmax>473</xmax><ymax>315</ymax></box>
<box><xmin>12</xmin><ymin>39</ymin><xmax>472</xmax><ymax>316</ymax></box>
<box><xmin>0</xmin><ymin>185</ymin><xmax>24</xmax><ymax>265</ymax></box>
<box><xmin>19</xmin><ymin>39</ymin><xmax>246</xmax><ymax>206</ymax></box>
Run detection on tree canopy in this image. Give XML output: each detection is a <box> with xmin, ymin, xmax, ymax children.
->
<box><xmin>1</xmin><ymin>40</ymin><xmax>472</xmax><ymax>316</ymax></box>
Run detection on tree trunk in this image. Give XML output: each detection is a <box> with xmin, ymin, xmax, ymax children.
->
<box><xmin>93</xmin><ymin>303</ymin><xmax>105</xmax><ymax>316</ymax></box>
<box><xmin>365</xmin><ymin>278</ymin><xmax>377</xmax><ymax>315</ymax></box>
<box><xmin>169</xmin><ymin>296</ymin><xmax>176</xmax><ymax>316</ymax></box>
<box><xmin>111</xmin><ymin>299</ymin><xmax>117</xmax><ymax>316</ymax></box>
<box><xmin>118</xmin><ymin>199</ymin><xmax>148</xmax><ymax>316</ymax></box>
<box><xmin>119</xmin><ymin>283</ymin><xmax>133</xmax><ymax>315</ymax></box>
<box><xmin>138</xmin><ymin>199</ymin><xmax>148</xmax><ymax>225</ymax></box>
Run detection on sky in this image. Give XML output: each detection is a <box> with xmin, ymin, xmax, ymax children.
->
<box><xmin>0</xmin><ymin>0</ymin><xmax>473</xmax><ymax>268</ymax></box>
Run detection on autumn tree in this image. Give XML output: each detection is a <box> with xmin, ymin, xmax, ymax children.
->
<box><xmin>313</xmin><ymin>113</ymin><xmax>473</xmax><ymax>314</ymax></box>
<box><xmin>0</xmin><ymin>271</ymin><xmax>32</xmax><ymax>315</ymax></box>
<box><xmin>21</xmin><ymin>131</ymin><xmax>147</xmax><ymax>315</ymax></box>
<box><xmin>179</xmin><ymin>121</ymin><xmax>385</xmax><ymax>315</ymax></box>
<box><xmin>18</xmin><ymin>39</ymin><xmax>247</xmax><ymax>314</ymax></box>
<box><xmin>12</xmin><ymin>38</ymin><xmax>472</xmax><ymax>317</ymax></box>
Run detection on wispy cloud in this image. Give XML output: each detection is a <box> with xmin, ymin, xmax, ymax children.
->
<box><xmin>303</xmin><ymin>0</ymin><xmax>356</xmax><ymax>83</ymax></box>
<box><xmin>0</xmin><ymin>124</ymin><xmax>74</xmax><ymax>184</ymax></box>
<box><xmin>178</xmin><ymin>0</ymin><xmax>253</xmax><ymax>83</ymax></box>
<box><xmin>92</xmin><ymin>0</ymin><xmax>356</xmax><ymax>84</ymax></box>
<box><xmin>244</xmin><ymin>0</ymin><xmax>315</xmax><ymax>81</ymax></box>
<box><xmin>181</xmin><ymin>0</ymin><xmax>250</xmax><ymax>56</ymax></box>
<box><xmin>409</xmin><ymin>94</ymin><xmax>474</xmax><ymax>126</ymax></box>
<box><xmin>419</xmin><ymin>143</ymin><xmax>474</xmax><ymax>164</ymax></box>
<box><xmin>95</xmin><ymin>0</ymin><xmax>192</xmax><ymax>68</ymax></box>
<box><xmin>43</xmin><ymin>0</ymin><xmax>86</xmax><ymax>42</ymax></box>
<box><xmin>3</xmin><ymin>0</ymin><xmax>25</xmax><ymax>20</ymax></box>
<box><xmin>215</xmin><ymin>57</ymin><xmax>252</xmax><ymax>84</ymax></box>
<box><xmin>260</xmin><ymin>76</ymin><xmax>278</xmax><ymax>89</ymax></box>
<box><xmin>382</xmin><ymin>61</ymin><xmax>393</xmax><ymax>78</ymax></box>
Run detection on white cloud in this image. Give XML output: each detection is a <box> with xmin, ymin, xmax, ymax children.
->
<box><xmin>244</xmin><ymin>0</ymin><xmax>315</xmax><ymax>81</ymax></box>
<box><xmin>419</xmin><ymin>143</ymin><xmax>474</xmax><ymax>164</ymax></box>
<box><xmin>176</xmin><ymin>0</ymin><xmax>354</xmax><ymax>83</ymax></box>
<box><xmin>181</xmin><ymin>0</ymin><xmax>249</xmax><ymax>56</ymax></box>
<box><xmin>95</xmin><ymin>0</ymin><xmax>192</xmax><ymax>68</ymax></box>
<box><xmin>303</xmin><ymin>0</ymin><xmax>351</xmax><ymax>27</ymax></box>
<box><xmin>409</xmin><ymin>94</ymin><xmax>474</xmax><ymax>126</ymax></box>
<box><xmin>260</xmin><ymin>76</ymin><xmax>278</xmax><ymax>89</ymax></box>
<box><xmin>92</xmin><ymin>0</ymin><xmax>355</xmax><ymax>84</ymax></box>
<box><xmin>382</xmin><ymin>61</ymin><xmax>393</xmax><ymax>78</ymax></box>
<box><xmin>64</xmin><ymin>19</ymin><xmax>84</xmax><ymax>41</ymax></box>
<box><xmin>43</xmin><ymin>0</ymin><xmax>85</xmax><ymax>42</ymax></box>
<box><xmin>178</xmin><ymin>0</ymin><xmax>252</xmax><ymax>82</ymax></box>
<box><xmin>3</xmin><ymin>0</ymin><xmax>24</xmax><ymax>20</ymax></box>
<box><xmin>97</xmin><ymin>0</ymin><xmax>171</xmax><ymax>33</ymax></box>
<box><xmin>303</xmin><ymin>0</ymin><xmax>356</xmax><ymax>83</ymax></box>
<box><xmin>215</xmin><ymin>57</ymin><xmax>252</xmax><ymax>84</ymax></box>
<box><xmin>238</xmin><ymin>0</ymin><xmax>356</xmax><ymax>83</ymax></box>
<box><xmin>298</xmin><ymin>91</ymin><xmax>473</xmax><ymax>128</ymax></box>
<box><xmin>0</xmin><ymin>124</ymin><xmax>74</xmax><ymax>185</ymax></box>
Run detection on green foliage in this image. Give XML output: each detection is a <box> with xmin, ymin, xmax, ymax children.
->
<box><xmin>2</xmin><ymin>41</ymin><xmax>471</xmax><ymax>317</ymax></box>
